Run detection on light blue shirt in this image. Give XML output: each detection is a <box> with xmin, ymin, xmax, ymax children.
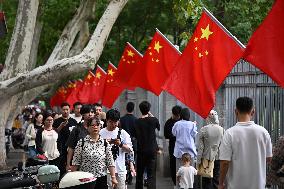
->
<box><xmin>172</xmin><ymin>120</ymin><xmax>197</xmax><ymax>158</ymax></box>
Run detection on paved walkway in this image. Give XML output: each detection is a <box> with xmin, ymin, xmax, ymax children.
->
<box><xmin>128</xmin><ymin>176</ymin><xmax>174</xmax><ymax>189</ymax></box>
<box><xmin>6</xmin><ymin>149</ymin><xmax>175</xmax><ymax>189</ymax></box>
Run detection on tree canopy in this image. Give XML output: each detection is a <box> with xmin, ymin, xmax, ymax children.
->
<box><xmin>0</xmin><ymin>0</ymin><xmax>274</xmax><ymax>77</ymax></box>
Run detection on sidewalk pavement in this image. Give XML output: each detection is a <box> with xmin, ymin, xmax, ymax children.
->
<box><xmin>6</xmin><ymin>149</ymin><xmax>175</xmax><ymax>189</ymax></box>
<box><xmin>128</xmin><ymin>176</ymin><xmax>174</xmax><ymax>189</ymax></box>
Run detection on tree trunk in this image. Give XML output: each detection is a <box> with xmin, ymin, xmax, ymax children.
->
<box><xmin>0</xmin><ymin>0</ymin><xmax>128</xmax><ymax>99</ymax></box>
<box><xmin>0</xmin><ymin>0</ymin><xmax>39</xmax><ymax>169</ymax></box>
<box><xmin>0</xmin><ymin>0</ymin><xmax>128</xmax><ymax>168</ymax></box>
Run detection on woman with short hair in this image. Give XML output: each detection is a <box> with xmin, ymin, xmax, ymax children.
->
<box><xmin>72</xmin><ymin>117</ymin><xmax>118</xmax><ymax>189</ymax></box>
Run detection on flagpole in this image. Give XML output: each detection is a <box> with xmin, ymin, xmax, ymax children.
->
<box><xmin>203</xmin><ymin>7</ymin><xmax>246</xmax><ymax>49</ymax></box>
<box><xmin>126</xmin><ymin>42</ymin><xmax>143</xmax><ymax>57</ymax></box>
<box><xmin>155</xmin><ymin>28</ymin><xmax>182</xmax><ymax>55</ymax></box>
<box><xmin>97</xmin><ymin>65</ymin><xmax>107</xmax><ymax>74</ymax></box>
<box><xmin>108</xmin><ymin>61</ymin><xmax>117</xmax><ymax>69</ymax></box>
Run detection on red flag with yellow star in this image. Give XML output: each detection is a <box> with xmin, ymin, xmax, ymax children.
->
<box><xmin>50</xmin><ymin>86</ymin><xmax>68</xmax><ymax>107</ymax></box>
<box><xmin>163</xmin><ymin>9</ymin><xmax>244</xmax><ymax>118</ymax></box>
<box><xmin>99</xmin><ymin>43</ymin><xmax>142</xmax><ymax>108</ymax></box>
<box><xmin>116</xmin><ymin>42</ymin><xmax>143</xmax><ymax>90</ymax></box>
<box><xmin>78</xmin><ymin>66</ymin><xmax>107</xmax><ymax>104</ymax></box>
<box><xmin>65</xmin><ymin>79</ymin><xmax>84</xmax><ymax>106</ymax></box>
<box><xmin>130</xmin><ymin>30</ymin><xmax>181</xmax><ymax>95</ymax></box>
<box><xmin>101</xmin><ymin>63</ymin><xmax>119</xmax><ymax>108</ymax></box>
<box><xmin>243</xmin><ymin>0</ymin><xmax>284</xmax><ymax>88</ymax></box>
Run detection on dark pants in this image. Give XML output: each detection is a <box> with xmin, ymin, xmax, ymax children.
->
<box><xmin>136</xmin><ymin>152</ymin><xmax>157</xmax><ymax>189</ymax></box>
<box><xmin>169</xmin><ymin>147</ymin><xmax>176</xmax><ymax>185</ymax></box>
<box><xmin>58</xmin><ymin>154</ymin><xmax>67</xmax><ymax>179</ymax></box>
<box><xmin>201</xmin><ymin>160</ymin><xmax>220</xmax><ymax>189</ymax></box>
<box><xmin>49</xmin><ymin>157</ymin><xmax>60</xmax><ymax>167</ymax></box>
<box><xmin>94</xmin><ymin>175</ymin><xmax>107</xmax><ymax>189</ymax></box>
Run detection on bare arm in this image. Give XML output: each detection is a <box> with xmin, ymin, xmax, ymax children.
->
<box><xmin>66</xmin><ymin>147</ymin><xmax>74</xmax><ymax>171</ymax></box>
<box><xmin>176</xmin><ymin>175</ymin><xmax>180</xmax><ymax>184</ymax></box>
<box><xmin>218</xmin><ymin>160</ymin><xmax>230</xmax><ymax>189</ymax></box>
<box><xmin>108</xmin><ymin>166</ymin><xmax>118</xmax><ymax>187</ymax></box>
<box><xmin>267</xmin><ymin>157</ymin><xmax>272</xmax><ymax>164</ymax></box>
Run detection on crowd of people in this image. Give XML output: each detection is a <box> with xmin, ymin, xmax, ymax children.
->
<box><xmin>8</xmin><ymin>96</ymin><xmax>284</xmax><ymax>189</ymax></box>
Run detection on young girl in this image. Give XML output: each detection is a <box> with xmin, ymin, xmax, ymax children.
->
<box><xmin>176</xmin><ymin>153</ymin><xmax>197</xmax><ymax>189</ymax></box>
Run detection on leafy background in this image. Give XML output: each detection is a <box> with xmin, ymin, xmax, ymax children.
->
<box><xmin>0</xmin><ymin>0</ymin><xmax>274</xmax><ymax>82</ymax></box>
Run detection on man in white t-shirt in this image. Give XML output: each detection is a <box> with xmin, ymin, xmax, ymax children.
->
<box><xmin>100</xmin><ymin>109</ymin><xmax>132</xmax><ymax>189</ymax></box>
<box><xmin>69</xmin><ymin>102</ymin><xmax>83</xmax><ymax>123</ymax></box>
<box><xmin>219</xmin><ymin>97</ymin><xmax>272</xmax><ymax>189</ymax></box>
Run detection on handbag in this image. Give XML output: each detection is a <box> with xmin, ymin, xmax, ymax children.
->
<box><xmin>197</xmin><ymin>158</ymin><xmax>214</xmax><ymax>178</ymax></box>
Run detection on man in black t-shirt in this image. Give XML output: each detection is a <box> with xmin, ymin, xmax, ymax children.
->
<box><xmin>164</xmin><ymin>105</ymin><xmax>182</xmax><ymax>186</ymax></box>
<box><xmin>120</xmin><ymin>102</ymin><xmax>137</xmax><ymax>185</ymax></box>
<box><xmin>66</xmin><ymin>104</ymin><xmax>95</xmax><ymax>171</ymax></box>
<box><xmin>134</xmin><ymin>101</ymin><xmax>160</xmax><ymax>189</ymax></box>
<box><xmin>52</xmin><ymin>102</ymin><xmax>77</xmax><ymax>177</ymax></box>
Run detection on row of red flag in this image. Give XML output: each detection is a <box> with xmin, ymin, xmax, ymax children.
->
<box><xmin>51</xmin><ymin>0</ymin><xmax>284</xmax><ymax>118</ymax></box>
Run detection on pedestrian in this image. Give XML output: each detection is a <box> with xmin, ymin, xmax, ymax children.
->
<box><xmin>25</xmin><ymin>112</ymin><xmax>43</xmax><ymax>158</ymax></box>
<box><xmin>218</xmin><ymin>97</ymin><xmax>273</xmax><ymax>189</ymax></box>
<box><xmin>69</xmin><ymin>101</ymin><xmax>82</xmax><ymax>123</ymax></box>
<box><xmin>197</xmin><ymin>110</ymin><xmax>224</xmax><ymax>189</ymax></box>
<box><xmin>164</xmin><ymin>105</ymin><xmax>182</xmax><ymax>186</ymax></box>
<box><xmin>120</xmin><ymin>102</ymin><xmax>138</xmax><ymax>185</ymax></box>
<box><xmin>176</xmin><ymin>153</ymin><xmax>197</xmax><ymax>189</ymax></box>
<box><xmin>66</xmin><ymin>104</ymin><xmax>95</xmax><ymax>171</ymax></box>
<box><xmin>267</xmin><ymin>136</ymin><xmax>284</xmax><ymax>188</ymax></box>
<box><xmin>72</xmin><ymin>117</ymin><xmax>118</xmax><ymax>189</ymax></box>
<box><xmin>134</xmin><ymin>101</ymin><xmax>160</xmax><ymax>189</ymax></box>
<box><xmin>172</xmin><ymin>108</ymin><xmax>197</xmax><ymax>173</ymax></box>
<box><xmin>52</xmin><ymin>102</ymin><xmax>77</xmax><ymax>177</ymax></box>
<box><xmin>36</xmin><ymin>112</ymin><xmax>60</xmax><ymax>166</ymax></box>
<box><xmin>100</xmin><ymin>109</ymin><xmax>132</xmax><ymax>189</ymax></box>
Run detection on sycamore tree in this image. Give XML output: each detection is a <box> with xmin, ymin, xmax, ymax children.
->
<box><xmin>0</xmin><ymin>0</ymin><xmax>128</xmax><ymax>168</ymax></box>
<box><xmin>0</xmin><ymin>0</ymin><xmax>180</xmax><ymax>168</ymax></box>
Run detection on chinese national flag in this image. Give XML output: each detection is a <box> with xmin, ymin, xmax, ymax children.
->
<box><xmin>65</xmin><ymin>80</ymin><xmax>84</xmax><ymax>106</ymax></box>
<box><xmin>163</xmin><ymin>9</ymin><xmax>244</xmax><ymax>118</ymax></box>
<box><xmin>50</xmin><ymin>86</ymin><xmax>68</xmax><ymax>107</ymax></box>
<box><xmin>101</xmin><ymin>63</ymin><xmax>119</xmax><ymax>108</ymax></box>
<box><xmin>130</xmin><ymin>30</ymin><xmax>181</xmax><ymax>95</ymax></box>
<box><xmin>65</xmin><ymin>81</ymin><xmax>77</xmax><ymax>98</ymax></box>
<box><xmin>243</xmin><ymin>0</ymin><xmax>284</xmax><ymax>88</ymax></box>
<box><xmin>99</xmin><ymin>43</ymin><xmax>142</xmax><ymax>108</ymax></box>
<box><xmin>78</xmin><ymin>67</ymin><xmax>107</xmax><ymax>104</ymax></box>
<box><xmin>116</xmin><ymin>42</ymin><xmax>143</xmax><ymax>90</ymax></box>
<box><xmin>0</xmin><ymin>12</ymin><xmax>7</xmax><ymax>38</ymax></box>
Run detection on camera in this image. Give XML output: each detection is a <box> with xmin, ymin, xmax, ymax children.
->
<box><xmin>110</xmin><ymin>139</ymin><xmax>119</xmax><ymax>161</ymax></box>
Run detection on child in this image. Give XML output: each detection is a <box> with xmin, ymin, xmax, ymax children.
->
<box><xmin>176</xmin><ymin>153</ymin><xmax>197</xmax><ymax>189</ymax></box>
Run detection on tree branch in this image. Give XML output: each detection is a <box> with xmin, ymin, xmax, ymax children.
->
<box><xmin>0</xmin><ymin>0</ymin><xmax>128</xmax><ymax>99</ymax></box>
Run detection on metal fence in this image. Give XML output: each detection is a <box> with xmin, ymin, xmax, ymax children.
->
<box><xmin>224</xmin><ymin>60</ymin><xmax>284</xmax><ymax>143</ymax></box>
<box><xmin>114</xmin><ymin>60</ymin><xmax>284</xmax><ymax>187</ymax></box>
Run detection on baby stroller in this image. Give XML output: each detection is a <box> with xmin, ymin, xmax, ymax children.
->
<box><xmin>59</xmin><ymin>171</ymin><xmax>96</xmax><ymax>189</ymax></box>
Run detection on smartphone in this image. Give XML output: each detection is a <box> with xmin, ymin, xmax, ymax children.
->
<box><xmin>63</xmin><ymin>119</ymin><xmax>68</xmax><ymax>125</ymax></box>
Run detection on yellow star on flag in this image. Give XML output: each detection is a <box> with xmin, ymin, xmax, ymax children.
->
<box><xmin>96</xmin><ymin>72</ymin><xmax>101</xmax><ymax>79</ymax></box>
<box><xmin>200</xmin><ymin>24</ymin><xmax>213</xmax><ymax>40</ymax></box>
<box><xmin>108</xmin><ymin>69</ymin><xmax>115</xmax><ymax>76</ymax></box>
<box><xmin>87</xmin><ymin>74</ymin><xmax>92</xmax><ymax>80</ymax></box>
<box><xmin>127</xmin><ymin>50</ymin><xmax>134</xmax><ymax>57</ymax></box>
<box><xmin>154</xmin><ymin>41</ymin><xmax>163</xmax><ymax>53</ymax></box>
<box><xmin>194</xmin><ymin>37</ymin><xmax>198</xmax><ymax>42</ymax></box>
